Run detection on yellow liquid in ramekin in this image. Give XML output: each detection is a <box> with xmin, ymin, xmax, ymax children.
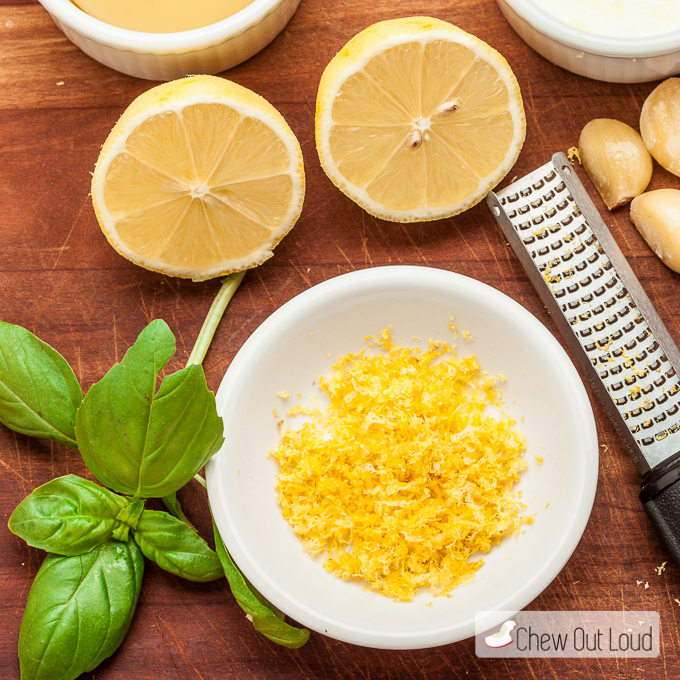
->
<box><xmin>71</xmin><ymin>0</ymin><xmax>255</xmax><ymax>32</ymax></box>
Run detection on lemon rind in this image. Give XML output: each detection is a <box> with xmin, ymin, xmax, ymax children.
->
<box><xmin>92</xmin><ymin>76</ymin><xmax>305</xmax><ymax>281</ymax></box>
<box><xmin>315</xmin><ymin>18</ymin><xmax>526</xmax><ymax>223</ymax></box>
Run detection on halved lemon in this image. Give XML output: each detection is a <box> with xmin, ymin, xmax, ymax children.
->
<box><xmin>315</xmin><ymin>17</ymin><xmax>525</xmax><ymax>223</ymax></box>
<box><xmin>91</xmin><ymin>75</ymin><xmax>305</xmax><ymax>281</ymax></box>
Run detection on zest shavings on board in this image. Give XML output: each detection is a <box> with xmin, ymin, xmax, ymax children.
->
<box><xmin>270</xmin><ymin>328</ymin><xmax>532</xmax><ymax>601</ymax></box>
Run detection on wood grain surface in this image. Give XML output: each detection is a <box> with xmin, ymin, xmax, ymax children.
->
<box><xmin>2</xmin><ymin>0</ymin><xmax>680</xmax><ymax>678</ymax></box>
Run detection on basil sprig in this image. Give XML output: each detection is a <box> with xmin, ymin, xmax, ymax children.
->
<box><xmin>3</xmin><ymin>306</ymin><xmax>309</xmax><ymax>680</ymax></box>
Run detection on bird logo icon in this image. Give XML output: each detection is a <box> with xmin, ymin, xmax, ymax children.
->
<box><xmin>484</xmin><ymin>620</ymin><xmax>518</xmax><ymax>648</ymax></box>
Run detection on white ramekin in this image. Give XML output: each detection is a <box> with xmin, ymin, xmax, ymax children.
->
<box><xmin>497</xmin><ymin>0</ymin><xmax>680</xmax><ymax>83</ymax></box>
<box><xmin>207</xmin><ymin>265</ymin><xmax>598</xmax><ymax>649</ymax></box>
<box><xmin>38</xmin><ymin>0</ymin><xmax>301</xmax><ymax>81</ymax></box>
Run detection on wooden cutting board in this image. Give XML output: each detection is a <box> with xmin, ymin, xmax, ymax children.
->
<box><xmin>1</xmin><ymin>0</ymin><xmax>680</xmax><ymax>678</ymax></box>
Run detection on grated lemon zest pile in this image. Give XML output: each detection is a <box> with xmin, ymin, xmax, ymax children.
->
<box><xmin>271</xmin><ymin>328</ymin><xmax>531</xmax><ymax>601</ymax></box>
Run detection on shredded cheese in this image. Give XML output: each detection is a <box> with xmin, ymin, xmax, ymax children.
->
<box><xmin>271</xmin><ymin>328</ymin><xmax>531</xmax><ymax>601</ymax></box>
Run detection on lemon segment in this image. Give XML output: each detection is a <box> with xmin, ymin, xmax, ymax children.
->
<box><xmin>92</xmin><ymin>76</ymin><xmax>305</xmax><ymax>281</ymax></box>
<box><xmin>315</xmin><ymin>17</ymin><xmax>525</xmax><ymax>223</ymax></box>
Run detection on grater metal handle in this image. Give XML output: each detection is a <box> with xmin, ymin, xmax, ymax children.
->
<box><xmin>487</xmin><ymin>152</ymin><xmax>680</xmax><ymax>565</ymax></box>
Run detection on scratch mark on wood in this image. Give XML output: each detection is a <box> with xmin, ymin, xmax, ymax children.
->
<box><xmin>161</xmin><ymin>276</ymin><xmax>195</xmax><ymax>316</ymax></box>
<box><xmin>282</xmin><ymin>644</ymin><xmax>315</xmax><ymax>680</ymax></box>
<box><xmin>112</xmin><ymin>313</ymin><xmax>118</xmax><ymax>364</ymax></box>
<box><xmin>173</xmin><ymin>309</ymin><xmax>189</xmax><ymax>361</ymax></box>
<box><xmin>481</xmin><ymin>224</ymin><xmax>511</xmax><ymax>290</ymax></box>
<box><xmin>336</xmin><ymin>245</ymin><xmax>356</xmax><ymax>270</ymax></box>
<box><xmin>138</xmin><ymin>284</ymin><xmax>152</xmax><ymax>324</ymax></box>
<box><xmin>433</xmin><ymin>648</ymin><xmax>463</xmax><ymax>678</ymax></box>
<box><xmin>52</xmin><ymin>195</ymin><xmax>88</xmax><ymax>270</ymax></box>
<box><xmin>255</xmin><ymin>268</ymin><xmax>275</xmax><ymax>307</ymax></box>
<box><xmin>398</xmin><ymin>224</ymin><xmax>428</xmax><ymax>264</ymax></box>
<box><xmin>74</xmin><ymin>337</ymin><xmax>83</xmax><ymax>386</ymax></box>
<box><xmin>452</xmin><ymin>221</ymin><xmax>492</xmax><ymax>280</ymax></box>
<box><xmin>614</xmin><ymin>222</ymin><xmax>638</xmax><ymax>256</ymax></box>
<box><xmin>290</xmin><ymin>260</ymin><xmax>312</xmax><ymax>287</ymax></box>
<box><xmin>148</xmin><ymin>605</ymin><xmax>207</xmax><ymax>680</ymax></box>
<box><xmin>360</xmin><ymin>233</ymin><xmax>374</xmax><ymax>267</ymax></box>
<box><xmin>0</xmin><ymin>454</ymin><xmax>30</xmax><ymax>485</ymax></box>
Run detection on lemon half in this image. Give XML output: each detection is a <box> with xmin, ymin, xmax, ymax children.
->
<box><xmin>315</xmin><ymin>17</ymin><xmax>525</xmax><ymax>223</ymax></box>
<box><xmin>92</xmin><ymin>75</ymin><xmax>305</xmax><ymax>281</ymax></box>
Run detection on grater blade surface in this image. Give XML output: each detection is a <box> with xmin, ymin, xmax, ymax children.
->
<box><xmin>487</xmin><ymin>152</ymin><xmax>680</xmax><ymax>475</ymax></box>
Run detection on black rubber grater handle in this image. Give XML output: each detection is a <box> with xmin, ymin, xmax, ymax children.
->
<box><xmin>643</xmin><ymin>487</ymin><xmax>680</xmax><ymax>564</ymax></box>
<box><xmin>641</xmin><ymin>457</ymin><xmax>680</xmax><ymax>563</ymax></box>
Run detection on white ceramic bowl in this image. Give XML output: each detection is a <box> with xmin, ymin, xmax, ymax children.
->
<box><xmin>497</xmin><ymin>0</ymin><xmax>680</xmax><ymax>82</ymax></box>
<box><xmin>206</xmin><ymin>265</ymin><xmax>599</xmax><ymax>649</ymax></box>
<box><xmin>38</xmin><ymin>0</ymin><xmax>301</xmax><ymax>80</ymax></box>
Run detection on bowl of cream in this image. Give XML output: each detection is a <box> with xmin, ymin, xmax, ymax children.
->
<box><xmin>37</xmin><ymin>0</ymin><xmax>301</xmax><ymax>80</ymax></box>
<box><xmin>497</xmin><ymin>0</ymin><xmax>680</xmax><ymax>82</ymax></box>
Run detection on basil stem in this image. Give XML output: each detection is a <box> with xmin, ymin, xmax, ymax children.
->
<box><xmin>181</xmin><ymin>273</ymin><xmax>309</xmax><ymax>647</ymax></box>
<box><xmin>161</xmin><ymin>491</ymin><xmax>197</xmax><ymax>531</ymax></box>
<box><xmin>111</xmin><ymin>499</ymin><xmax>145</xmax><ymax>542</ymax></box>
<box><xmin>19</xmin><ymin>539</ymin><xmax>144</xmax><ymax>680</ymax></box>
<box><xmin>212</xmin><ymin>519</ymin><xmax>310</xmax><ymax>649</ymax></box>
<box><xmin>187</xmin><ymin>271</ymin><xmax>246</xmax><ymax>367</ymax></box>
<box><xmin>132</xmin><ymin>510</ymin><xmax>223</xmax><ymax>582</ymax></box>
<box><xmin>8</xmin><ymin>475</ymin><xmax>128</xmax><ymax>556</ymax></box>
<box><xmin>187</xmin><ymin>274</ymin><xmax>244</xmax><ymax>491</ymax></box>
<box><xmin>0</xmin><ymin>321</ymin><xmax>82</xmax><ymax>447</ymax></box>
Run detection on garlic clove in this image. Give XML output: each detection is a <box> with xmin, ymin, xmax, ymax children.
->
<box><xmin>630</xmin><ymin>189</ymin><xmax>680</xmax><ymax>273</ymax></box>
<box><xmin>578</xmin><ymin>118</ymin><xmax>653</xmax><ymax>210</ymax></box>
<box><xmin>640</xmin><ymin>78</ymin><xmax>680</xmax><ymax>178</ymax></box>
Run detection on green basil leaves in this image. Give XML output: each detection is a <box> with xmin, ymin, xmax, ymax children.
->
<box><xmin>0</xmin><ymin>322</ymin><xmax>82</xmax><ymax>447</ymax></box>
<box><xmin>133</xmin><ymin>510</ymin><xmax>223</xmax><ymax>582</ymax></box>
<box><xmin>75</xmin><ymin>320</ymin><xmax>224</xmax><ymax>498</ymax></box>
<box><xmin>18</xmin><ymin>539</ymin><xmax>144</xmax><ymax>680</ymax></box>
<box><xmin>8</xmin><ymin>475</ymin><xmax>128</xmax><ymax>556</ymax></box>
<box><xmin>4</xmin><ymin>312</ymin><xmax>309</xmax><ymax>680</ymax></box>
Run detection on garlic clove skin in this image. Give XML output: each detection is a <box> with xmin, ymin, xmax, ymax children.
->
<box><xmin>630</xmin><ymin>189</ymin><xmax>680</xmax><ymax>273</ymax></box>
<box><xmin>640</xmin><ymin>78</ymin><xmax>680</xmax><ymax>177</ymax></box>
<box><xmin>578</xmin><ymin>118</ymin><xmax>652</xmax><ymax>210</ymax></box>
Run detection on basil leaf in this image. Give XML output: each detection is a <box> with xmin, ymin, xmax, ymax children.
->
<box><xmin>8</xmin><ymin>475</ymin><xmax>128</xmax><ymax>556</ymax></box>
<box><xmin>18</xmin><ymin>539</ymin><xmax>144</xmax><ymax>680</ymax></box>
<box><xmin>0</xmin><ymin>321</ymin><xmax>82</xmax><ymax>447</ymax></box>
<box><xmin>75</xmin><ymin>319</ymin><xmax>224</xmax><ymax>498</ymax></box>
<box><xmin>132</xmin><ymin>510</ymin><xmax>223</xmax><ymax>582</ymax></box>
<box><xmin>212</xmin><ymin>519</ymin><xmax>309</xmax><ymax>648</ymax></box>
<box><xmin>161</xmin><ymin>491</ymin><xmax>197</xmax><ymax>532</ymax></box>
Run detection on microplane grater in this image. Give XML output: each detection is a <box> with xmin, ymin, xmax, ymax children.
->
<box><xmin>487</xmin><ymin>152</ymin><xmax>680</xmax><ymax>565</ymax></box>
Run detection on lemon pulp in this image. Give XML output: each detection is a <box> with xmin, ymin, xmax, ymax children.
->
<box><xmin>316</xmin><ymin>17</ymin><xmax>525</xmax><ymax>222</ymax></box>
<box><xmin>92</xmin><ymin>76</ymin><xmax>305</xmax><ymax>281</ymax></box>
